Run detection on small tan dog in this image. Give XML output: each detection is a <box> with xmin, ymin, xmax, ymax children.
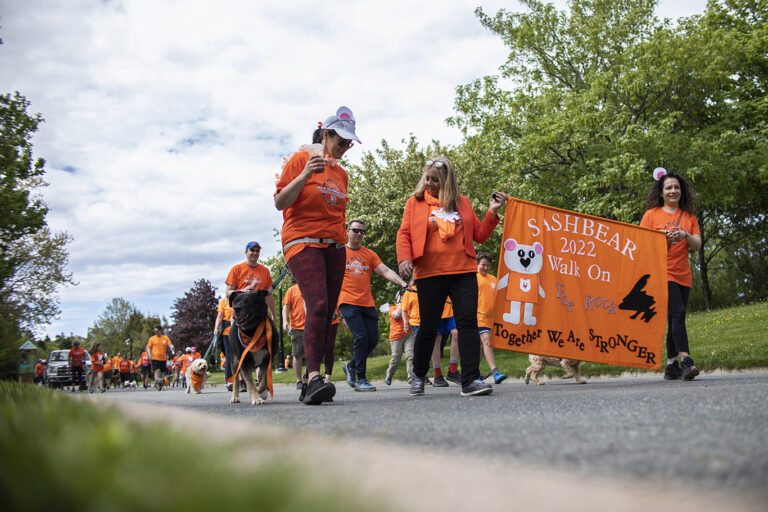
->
<box><xmin>185</xmin><ymin>358</ymin><xmax>210</xmax><ymax>394</ymax></box>
<box><xmin>524</xmin><ymin>355</ymin><xmax>587</xmax><ymax>385</ymax></box>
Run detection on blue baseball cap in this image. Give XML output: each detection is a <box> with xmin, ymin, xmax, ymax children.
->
<box><xmin>245</xmin><ymin>241</ymin><xmax>261</xmax><ymax>251</ymax></box>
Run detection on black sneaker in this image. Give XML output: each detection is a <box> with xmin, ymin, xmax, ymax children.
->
<box><xmin>479</xmin><ymin>372</ymin><xmax>492</xmax><ymax>382</ymax></box>
<box><xmin>681</xmin><ymin>356</ymin><xmax>700</xmax><ymax>381</ymax></box>
<box><xmin>323</xmin><ymin>384</ymin><xmax>336</xmax><ymax>403</ymax></box>
<box><xmin>298</xmin><ymin>381</ymin><xmax>307</xmax><ymax>402</ymax></box>
<box><xmin>343</xmin><ymin>362</ymin><xmax>356</xmax><ymax>388</ymax></box>
<box><xmin>461</xmin><ymin>380</ymin><xmax>493</xmax><ymax>397</ymax></box>
<box><xmin>446</xmin><ymin>371</ymin><xmax>462</xmax><ymax>385</ymax></box>
<box><xmin>432</xmin><ymin>375</ymin><xmax>449</xmax><ymax>387</ymax></box>
<box><xmin>664</xmin><ymin>361</ymin><xmax>682</xmax><ymax>380</ymax></box>
<box><xmin>409</xmin><ymin>378</ymin><xmax>425</xmax><ymax>396</ymax></box>
<box><xmin>304</xmin><ymin>376</ymin><xmax>335</xmax><ymax>405</ymax></box>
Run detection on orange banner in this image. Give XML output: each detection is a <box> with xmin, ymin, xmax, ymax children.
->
<box><xmin>491</xmin><ymin>199</ymin><xmax>667</xmax><ymax>370</ymax></box>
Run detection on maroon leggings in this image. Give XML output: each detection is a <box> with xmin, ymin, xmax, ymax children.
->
<box><xmin>287</xmin><ymin>245</ymin><xmax>345</xmax><ymax>374</ymax></box>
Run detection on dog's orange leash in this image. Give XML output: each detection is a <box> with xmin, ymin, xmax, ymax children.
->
<box><xmin>233</xmin><ymin>319</ymin><xmax>274</xmax><ymax>400</ymax></box>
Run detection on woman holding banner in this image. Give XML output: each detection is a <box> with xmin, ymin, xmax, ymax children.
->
<box><xmin>641</xmin><ymin>168</ymin><xmax>702</xmax><ymax>381</ymax></box>
<box><xmin>396</xmin><ymin>156</ymin><xmax>507</xmax><ymax>397</ymax></box>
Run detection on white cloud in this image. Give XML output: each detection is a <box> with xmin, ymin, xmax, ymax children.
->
<box><xmin>0</xmin><ymin>0</ymin><xmax>708</xmax><ymax>337</ymax></box>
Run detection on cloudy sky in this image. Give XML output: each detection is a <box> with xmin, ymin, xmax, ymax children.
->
<box><xmin>0</xmin><ymin>0</ymin><xmax>707</xmax><ymax>338</ymax></box>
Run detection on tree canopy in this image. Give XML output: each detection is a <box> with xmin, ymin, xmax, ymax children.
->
<box><xmin>169</xmin><ymin>279</ymin><xmax>218</xmax><ymax>353</ymax></box>
<box><xmin>445</xmin><ymin>0</ymin><xmax>768</xmax><ymax>307</ymax></box>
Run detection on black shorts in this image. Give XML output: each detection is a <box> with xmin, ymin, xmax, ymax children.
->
<box><xmin>140</xmin><ymin>365</ymin><xmax>151</xmax><ymax>375</ymax></box>
<box><xmin>120</xmin><ymin>372</ymin><xmax>130</xmax><ymax>383</ymax></box>
<box><xmin>151</xmin><ymin>360</ymin><xmax>166</xmax><ymax>372</ymax></box>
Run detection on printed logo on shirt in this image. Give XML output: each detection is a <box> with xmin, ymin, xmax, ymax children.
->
<box><xmin>317</xmin><ymin>179</ymin><xmax>347</xmax><ymax>206</ymax></box>
<box><xmin>429</xmin><ymin>208</ymin><xmax>462</xmax><ymax>227</ymax></box>
<box><xmin>346</xmin><ymin>256</ymin><xmax>369</xmax><ymax>276</ymax></box>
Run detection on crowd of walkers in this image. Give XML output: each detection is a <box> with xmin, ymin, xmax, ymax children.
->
<box><xmin>52</xmin><ymin>330</ymin><xmax>203</xmax><ymax>393</ymax></box>
<box><xmin>49</xmin><ymin>107</ymin><xmax>702</xmax><ymax>400</ymax></box>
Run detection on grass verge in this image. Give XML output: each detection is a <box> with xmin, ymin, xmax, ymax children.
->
<box><xmin>0</xmin><ymin>381</ymin><xmax>384</xmax><ymax>512</ymax></box>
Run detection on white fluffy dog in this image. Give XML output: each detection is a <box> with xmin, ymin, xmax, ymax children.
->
<box><xmin>185</xmin><ymin>358</ymin><xmax>210</xmax><ymax>394</ymax></box>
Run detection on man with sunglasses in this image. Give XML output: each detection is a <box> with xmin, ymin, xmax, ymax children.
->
<box><xmin>339</xmin><ymin>220</ymin><xmax>408</xmax><ymax>391</ymax></box>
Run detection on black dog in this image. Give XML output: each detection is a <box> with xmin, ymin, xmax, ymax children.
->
<box><xmin>228</xmin><ymin>290</ymin><xmax>274</xmax><ymax>405</ymax></box>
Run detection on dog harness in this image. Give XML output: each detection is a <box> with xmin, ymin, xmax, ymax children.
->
<box><xmin>233</xmin><ymin>319</ymin><xmax>274</xmax><ymax>400</ymax></box>
<box><xmin>283</xmin><ymin>237</ymin><xmax>344</xmax><ymax>252</ymax></box>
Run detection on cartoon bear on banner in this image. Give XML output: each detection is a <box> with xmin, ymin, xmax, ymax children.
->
<box><xmin>497</xmin><ymin>239</ymin><xmax>545</xmax><ymax>325</ymax></box>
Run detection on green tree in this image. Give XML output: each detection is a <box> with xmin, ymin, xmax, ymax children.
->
<box><xmin>87</xmin><ymin>298</ymin><xmax>163</xmax><ymax>357</ymax></box>
<box><xmin>449</xmin><ymin>0</ymin><xmax>768</xmax><ymax>309</ymax></box>
<box><xmin>0</xmin><ymin>227</ymin><xmax>75</xmax><ymax>332</ymax></box>
<box><xmin>0</xmin><ymin>92</ymin><xmax>48</xmax><ymax>288</ymax></box>
<box><xmin>0</xmin><ymin>92</ymin><xmax>74</xmax><ymax>377</ymax></box>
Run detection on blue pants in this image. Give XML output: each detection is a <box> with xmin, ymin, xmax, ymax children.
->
<box><xmin>339</xmin><ymin>304</ymin><xmax>378</xmax><ymax>379</ymax></box>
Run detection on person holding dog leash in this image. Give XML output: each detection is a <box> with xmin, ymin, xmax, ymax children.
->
<box><xmin>396</xmin><ymin>156</ymin><xmax>508</xmax><ymax>397</ymax></box>
<box><xmin>641</xmin><ymin>168</ymin><xmax>702</xmax><ymax>381</ymax></box>
<box><xmin>274</xmin><ymin>106</ymin><xmax>360</xmax><ymax>405</ymax></box>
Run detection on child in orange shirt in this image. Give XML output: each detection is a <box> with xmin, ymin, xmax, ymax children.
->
<box><xmin>476</xmin><ymin>251</ymin><xmax>507</xmax><ymax>384</ymax></box>
<box><xmin>384</xmin><ymin>290</ymin><xmax>415</xmax><ymax>385</ymax></box>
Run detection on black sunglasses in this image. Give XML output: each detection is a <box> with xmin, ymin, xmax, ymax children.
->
<box><xmin>350</xmin><ymin>228</ymin><xmax>365</xmax><ymax>234</ymax></box>
<box><xmin>337</xmin><ymin>137</ymin><xmax>354</xmax><ymax>149</ymax></box>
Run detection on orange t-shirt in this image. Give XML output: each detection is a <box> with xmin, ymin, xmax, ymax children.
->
<box><xmin>217</xmin><ymin>298</ymin><xmax>233</xmax><ymax>335</ymax></box>
<box><xmin>119</xmin><ymin>358</ymin><xmax>130</xmax><ymax>373</ymax></box>
<box><xmin>640</xmin><ymin>208</ymin><xmax>700</xmax><ymax>287</ymax></box>
<box><xmin>388</xmin><ymin>305</ymin><xmax>408</xmax><ymax>341</ymax></box>
<box><xmin>91</xmin><ymin>352</ymin><xmax>105</xmax><ymax>372</ymax></box>
<box><xmin>506</xmin><ymin>273</ymin><xmax>541</xmax><ymax>303</ymax></box>
<box><xmin>415</xmin><ymin>208</ymin><xmax>476</xmax><ymax>280</ymax></box>
<box><xmin>35</xmin><ymin>363</ymin><xmax>45</xmax><ymax>377</ymax></box>
<box><xmin>476</xmin><ymin>272</ymin><xmax>498</xmax><ymax>328</ymax></box>
<box><xmin>180</xmin><ymin>354</ymin><xmax>194</xmax><ymax>374</ymax></box>
<box><xmin>338</xmin><ymin>246</ymin><xmax>382</xmax><ymax>308</ymax></box>
<box><xmin>139</xmin><ymin>353</ymin><xmax>151</xmax><ymax>367</ymax></box>
<box><xmin>68</xmin><ymin>347</ymin><xmax>86</xmax><ymax>368</ymax></box>
<box><xmin>225</xmin><ymin>262</ymin><xmax>273</xmax><ymax>292</ymax></box>
<box><xmin>103</xmin><ymin>358</ymin><xmax>112</xmax><ymax>372</ymax></box>
<box><xmin>275</xmin><ymin>150</ymin><xmax>348</xmax><ymax>262</ymax></box>
<box><xmin>441</xmin><ymin>299</ymin><xmax>453</xmax><ymax>319</ymax></box>
<box><xmin>400</xmin><ymin>288</ymin><xmax>420</xmax><ymax>327</ymax></box>
<box><xmin>129</xmin><ymin>360</ymin><xmax>137</xmax><ymax>372</ymax></box>
<box><xmin>147</xmin><ymin>335</ymin><xmax>172</xmax><ymax>361</ymax></box>
<box><xmin>192</xmin><ymin>351</ymin><xmax>201</xmax><ymax>360</ymax></box>
<box><xmin>282</xmin><ymin>284</ymin><xmax>306</xmax><ymax>330</ymax></box>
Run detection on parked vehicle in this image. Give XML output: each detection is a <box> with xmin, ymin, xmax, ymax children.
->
<box><xmin>45</xmin><ymin>349</ymin><xmax>91</xmax><ymax>389</ymax></box>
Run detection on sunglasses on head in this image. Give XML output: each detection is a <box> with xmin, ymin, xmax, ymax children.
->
<box><xmin>426</xmin><ymin>160</ymin><xmax>445</xmax><ymax>168</ymax></box>
<box><xmin>350</xmin><ymin>228</ymin><xmax>365</xmax><ymax>234</ymax></box>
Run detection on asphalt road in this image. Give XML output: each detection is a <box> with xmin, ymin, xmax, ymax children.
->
<box><xmin>93</xmin><ymin>371</ymin><xmax>768</xmax><ymax>503</ymax></box>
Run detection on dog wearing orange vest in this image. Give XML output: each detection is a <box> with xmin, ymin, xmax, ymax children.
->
<box><xmin>185</xmin><ymin>357</ymin><xmax>210</xmax><ymax>394</ymax></box>
<box><xmin>229</xmin><ymin>290</ymin><xmax>274</xmax><ymax>405</ymax></box>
